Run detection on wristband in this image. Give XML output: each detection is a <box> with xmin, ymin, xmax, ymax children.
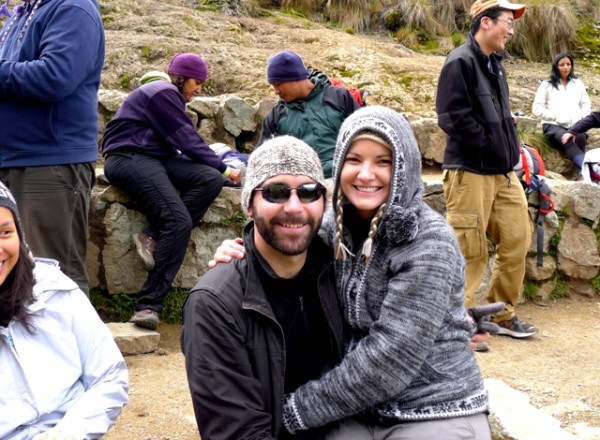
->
<box><xmin>222</xmin><ymin>168</ymin><xmax>231</xmax><ymax>178</ymax></box>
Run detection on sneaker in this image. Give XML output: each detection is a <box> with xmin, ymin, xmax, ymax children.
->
<box><xmin>474</xmin><ymin>341</ymin><xmax>489</xmax><ymax>352</ymax></box>
<box><xmin>129</xmin><ymin>309</ymin><xmax>159</xmax><ymax>330</ymax></box>
<box><xmin>133</xmin><ymin>232</ymin><xmax>155</xmax><ymax>270</ymax></box>
<box><xmin>495</xmin><ymin>316</ymin><xmax>538</xmax><ymax>339</ymax></box>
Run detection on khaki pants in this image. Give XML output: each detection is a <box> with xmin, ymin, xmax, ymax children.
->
<box><xmin>442</xmin><ymin>169</ymin><xmax>531</xmax><ymax>322</ymax></box>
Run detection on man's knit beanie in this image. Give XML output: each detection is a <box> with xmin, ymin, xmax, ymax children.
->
<box><xmin>241</xmin><ymin>135</ymin><xmax>326</xmax><ymax>212</ymax></box>
<box><xmin>167</xmin><ymin>53</ymin><xmax>208</xmax><ymax>82</ymax></box>
<box><xmin>267</xmin><ymin>50</ymin><xmax>308</xmax><ymax>84</ymax></box>
<box><xmin>0</xmin><ymin>181</ymin><xmax>26</xmax><ymax>244</ymax></box>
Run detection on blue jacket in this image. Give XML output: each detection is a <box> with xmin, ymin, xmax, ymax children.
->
<box><xmin>0</xmin><ymin>0</ymin><xmax>104</xmax><ymax>168</ymax></box>
<box><xmin>102</xmin><ymin>80</ymin><xmax>227</xmax><ymax>172</ymax></box>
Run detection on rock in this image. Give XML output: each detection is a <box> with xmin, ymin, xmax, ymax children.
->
<box><xmin>222</xmin><ymin>96</ymin><xmax>257</xmax><ymax>137</ymax></box>
<box><xmin>485</xmin><ymin>378</ymin><xmax>581</xmax><ymax>440</ymax></box>
<box><xmin>107</xmin><ymin>322</ymin><xmax>160</xmax><ymax>355</ymax></box>
<box><xmin>557</xmin><ymin>218</ymin><xmax>600</xmax><ymax>280</ymax></box>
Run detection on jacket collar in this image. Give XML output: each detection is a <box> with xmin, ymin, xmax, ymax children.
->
<box><xmin>241</xmin><ymin>221</ymin><xmax>333</xmax><ymax>315</ymax></box>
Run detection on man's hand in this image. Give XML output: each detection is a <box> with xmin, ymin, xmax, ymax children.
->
<box><xmin>561</xmin><ymin>132</ymin><xmax>576</xmax><ymax>145</ymax></box>
<box><xmin>208</xmin><ymin>237</ymin><xmax>246</xmax><ymax>268</ymax></box>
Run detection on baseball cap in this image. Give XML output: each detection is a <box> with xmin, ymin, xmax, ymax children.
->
<box><xmin>470</xmin><ymin>0</ymin><xmax>526</xmax><ymax>20</ymax></box>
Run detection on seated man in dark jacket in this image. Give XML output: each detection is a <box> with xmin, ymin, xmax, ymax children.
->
<box><xmin>181</xmin><ymin>135</ymin><xmax>343</xmax><ymax>439</ymax></box>
<box><xmin>258</xmin><ymin>50</ymin><xmax>359</xmax><ymax>178</ymax></box>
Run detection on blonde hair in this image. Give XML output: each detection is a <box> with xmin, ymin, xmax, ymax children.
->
<box><xmin>334</xmin><ymin>185</ymin><xmax>387</xmax><ymax>262</ymax></box>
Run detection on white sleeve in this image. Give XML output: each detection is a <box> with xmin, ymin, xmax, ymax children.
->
<box><xmin>53</xmin><ymin>290</ymin><xmax>129</xmax><ymax>439</ymax></box>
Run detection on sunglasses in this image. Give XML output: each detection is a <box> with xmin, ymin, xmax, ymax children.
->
<box><xmin>253</xmin><ymin>183</ymin><xmax>325</xmax><ymax>204</ymax></box>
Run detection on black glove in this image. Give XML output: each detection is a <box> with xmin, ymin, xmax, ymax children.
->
<box><xmin>468</xmin><ymin>302</ymin><xmax>505</xmax><ymax>335</ymax></box>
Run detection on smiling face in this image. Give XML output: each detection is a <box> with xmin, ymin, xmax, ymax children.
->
<box><xmin>477</xmin><ymin>10</ymin><xmax>515</xmax><ymax>55</ymax></box>
<box><xmin>0</xmin><ymin>207</ymin><xmax>20</xmax><ymax>287</ymax></box>
<box><xmin>248</xmin><ymin>174</ymin><xmax>324</xmax><ymax>257</ymax></box>
<box><xmin>340</xmin><ymin>137</ymin><xmax>393</xmax><ymax>220</ymax></box>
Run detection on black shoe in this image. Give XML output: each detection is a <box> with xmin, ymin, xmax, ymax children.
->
<box><xmin>495</xmin><ymin>316</ymin><xmax>538</xmax><ymax>338</ymax></box>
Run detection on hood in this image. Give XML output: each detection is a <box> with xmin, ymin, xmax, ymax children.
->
<box><xmin>28</xmin><ymin>258</ymin><xmax>79</xmax><ymax>311</ymax></box>
<box><xmin>331</xmin><ymin>105</ymin><xmax>424</xmax><ymax>220</ymax></box>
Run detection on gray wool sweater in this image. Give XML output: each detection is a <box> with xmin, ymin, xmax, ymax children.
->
<box><xmin>283</xmin><ymin>106</ymin><xmax>487</xmax><ymax>433</ymax></box>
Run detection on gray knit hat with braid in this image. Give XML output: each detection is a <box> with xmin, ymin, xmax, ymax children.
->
<box><xmin>241</xmin><ymin>135</ymin><xmax>327</xmax><ymax>212</ymax></box>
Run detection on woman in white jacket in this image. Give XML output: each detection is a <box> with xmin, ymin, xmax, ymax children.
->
<box><xmin>0</xmin><ymin>181</ymin><xmax>128</xmax><ymax>440</ymax></box>
<box><xmin>532</xmin><ymin>53</ymin><xmax>591</xmax><ymax>174</ymax></box>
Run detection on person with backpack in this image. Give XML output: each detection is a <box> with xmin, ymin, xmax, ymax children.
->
<box><xmin>436</xmin><ymin>0</ymin><xmax>538</xmax><ymax>347</ymax></box>
<box><xmin>532</xmin><ymin>53</ymin><xmax>591</xmax><ymax>176</ymax></box>
<box><xmin>258</xmin><ymin>50</ymin><xmax>359</xmax><ymax>178</ymax></box>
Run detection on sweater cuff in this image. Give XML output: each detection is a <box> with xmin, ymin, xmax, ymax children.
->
<box><xmin>282</xmin><ymin>393</ymin><xmax>307</xmax><ymax>434</ymax></box>
<box><xmin>222</xmin><ymin>167</ymin><xmax>231</xmax><ymax>178</ymax></box>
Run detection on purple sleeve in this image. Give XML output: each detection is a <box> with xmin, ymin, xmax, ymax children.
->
<box><xmin>146</xmin><ymin>90</ymin><xmax>227</xmax><ymax>173</ymax></box>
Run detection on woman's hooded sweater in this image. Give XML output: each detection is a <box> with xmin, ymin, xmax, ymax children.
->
<box><xmin>283</xmin><ymin>106</ymin><xmax>487</xmax><ymax>433</ymax></box>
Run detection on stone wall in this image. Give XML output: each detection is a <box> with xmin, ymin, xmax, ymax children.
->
<box><xmin>93</xmin><ymin>92</ymin><xmax>600</xmax><ymax>299</ymax></box>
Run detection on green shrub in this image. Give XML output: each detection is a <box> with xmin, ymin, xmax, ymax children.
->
<box><xmin>90</xmin><ymin>286</ymin><xmax>191</xmax><ymax>324</ymax></box>
<box><xmin>550</xmin><ymin>276</ymin><xmax>570</xmax><ymax>299</ymax></box>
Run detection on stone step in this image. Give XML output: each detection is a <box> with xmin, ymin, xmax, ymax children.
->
<box><xmin>107</xmin><ymin>322</ymin><xmax>160</xmax><ymax>356</ymax></box>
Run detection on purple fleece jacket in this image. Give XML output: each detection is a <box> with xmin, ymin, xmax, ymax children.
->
<box><xmin>102</xmin><ymin>80</ymin><xmax>227</xmax><ymax>173</ymax></box>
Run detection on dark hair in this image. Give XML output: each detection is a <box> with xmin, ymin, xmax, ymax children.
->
<box><xmin>470</xmin><ymin>7</ymin><xmax>505</xmax><ymax>34</ymax></box>
<box><xmin>168</xmin><ymin>73</ymin><xmax>188</xmax><ymax>95</ymax></box>
<box><xmin>549</xmin><ymin>53</ymin><xmax>576</xmax><ymax>89</ymax></box>
<box><xmin>0</xmin><ymin>242</ymin><xmax>35</xmax><ymax>331</ymax></box>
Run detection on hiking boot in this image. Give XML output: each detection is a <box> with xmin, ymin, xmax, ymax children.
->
<box><xmin>129</xmin><ymin>309</ymin><xmax>159</xmax><ymax>330</ymax></box>
<box><xmin>495</xmin><ymin>316</ymin><xmax>538</xmax><ymax>339</ymax></box>
<box><xmin>474</xmin><ymin>341</ymin><xmax>490</xmax><ymax>352</ymax></box>
<box><xmin>133</xmin><ymin>232</ymin><xmax>155</xmax><ymax>270</ymax></box>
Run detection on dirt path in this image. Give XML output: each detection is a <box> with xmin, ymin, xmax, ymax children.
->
<box><xmin>105</xmin><ymin>295</ymin><xmax>600</xmax><ymax>439</ymax></box>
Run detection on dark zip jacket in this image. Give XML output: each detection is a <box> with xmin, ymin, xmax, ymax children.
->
<box><xmin>568</xmin><ymin>111</ymin><xmax>600</xmax><ymax>135</ymax></box>
<box><xmin>436</xmin><ymin>33</ymin><xmax>519</xmax><ymax>174</ymax></box>
<box><xmin>181</xmin><ymin>223</ymin><xmax>343</xmax><ymax>440</ymax></box>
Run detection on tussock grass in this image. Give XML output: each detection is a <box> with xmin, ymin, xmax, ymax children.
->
<box><xmin>434</xmin><ymin>0</ymin><xmax>472</xmax><ymax>34</ymax></box>
<box><xmin>282</xmin><ymin>0</ymin><xmax>322</xmax><ymax>14</ymax></box>
<box><xmin>326</xmin><ymin>0</ymin><xmax>379</xmax><ymax>31</ymax></box>
<box><xmin>510</xmin><ymin>1</ymin><xmax>577</xmax><ymax>62</ymax></box>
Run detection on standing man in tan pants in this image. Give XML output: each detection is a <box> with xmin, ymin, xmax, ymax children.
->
<box><xmin>436</xmin><ymin>0</ymin><xmax>538</xmax><ymax>346</ymax></box>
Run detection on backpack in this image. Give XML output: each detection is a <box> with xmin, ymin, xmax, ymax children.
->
<box><xmin>514</xmin><ymin>142</ymin><xmax>554</xmax><ymax>267</ymax></box>
<box><xmin>307</xmin><ymin>68</ymin><xmax>367</xmax><ymax>107</ymax></box>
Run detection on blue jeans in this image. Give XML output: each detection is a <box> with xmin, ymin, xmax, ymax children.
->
<box><xmin>0</xmin><ymin>163</ymin><xmax>95</xmax><ymax>294</ymax></box>
<box><xmin>104</xmin><ymin>152</ymin><xmax>224</xmax><ymax>312</ymax></box>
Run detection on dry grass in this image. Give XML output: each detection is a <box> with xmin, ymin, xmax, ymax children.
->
<box><xmin>326</xmin><ymin>0</ymin><xmax>379</xmax><ymax>31</ymax></box>
<box><xmin>510</xmin><ymin>1</ymin><xmax>577</xmax><ymax>62</ymax></box>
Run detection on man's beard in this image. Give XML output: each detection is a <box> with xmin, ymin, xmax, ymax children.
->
<box><xmin>253</xmin><ymin>213</ymin><xmax>321</xmax><ymax>256</ymax></box>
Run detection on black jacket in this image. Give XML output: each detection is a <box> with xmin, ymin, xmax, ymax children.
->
<box><xmin>436</xmin><ymin>33</ymin><xmax>520</xmax><ymax>174</ymax></box>
<box><xmin>569</xmin><ymin>111</ymin><xmax>600</xmax><ymax>134</ymax></box>
<box><xmin>181</xmin><ymin>224</ymin><xmax>343</xmax><ymax>440</ymax></box>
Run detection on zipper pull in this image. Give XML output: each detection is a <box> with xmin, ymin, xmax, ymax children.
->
<box><xmin>299</xmin><ymin>296</ymin><xmax>304</xmax><ymax>312</ymax></box>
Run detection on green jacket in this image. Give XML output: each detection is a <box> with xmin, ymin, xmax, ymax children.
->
<box><xmin>259</xmin><ymin>80</ymin><xmax>358</xmax><ymax>178</ymax></box>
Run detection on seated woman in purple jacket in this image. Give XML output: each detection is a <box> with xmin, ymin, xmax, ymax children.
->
<box><xmin>101</xmin><ymin>53</ymin><xmax>241</xmax><ymax>330</ymax></box>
